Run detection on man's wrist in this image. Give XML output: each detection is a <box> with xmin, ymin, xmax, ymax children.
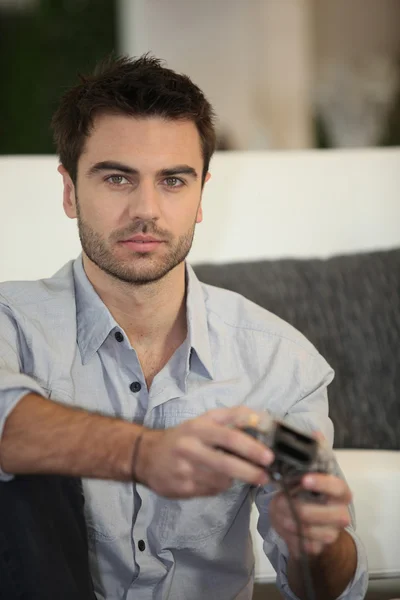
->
<box><xmin>133</xmin><ymin>429</ymin><xmax>163</xmax><ymax>486</ymax></box>
<box><xmin>314</xmin><ymin>528</ymin><xmax>357</xmax><ymax>574</ymax></box>
<box><xmin>288</xmin><ymin>529</ymin><xmax>358</xmax><ymax>600</ymax></box>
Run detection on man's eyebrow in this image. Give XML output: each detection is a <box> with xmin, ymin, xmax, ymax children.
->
<box><xmin>86</xmin><ymin>162</ymin><xmax>198</xmax><ymax>180</ymax></box>
<box><xmin>157</xmin><ymin>165</ymin><xmax>198</xmax><ymax>180</ymax></box>
<box><xmin>87</xmin><ymin>161</ymin><xmax>138</xmax><ymax>177</ymax></box>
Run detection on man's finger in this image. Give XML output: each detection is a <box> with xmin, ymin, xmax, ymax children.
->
<box><xmin>302</xmin><ymin>473</ymin><xmax>352</xmax><ymax>504</ymax></box>
<box><xmin>303</xmin><ymin>539</ymin><xmax>325</xmax><ymax>556</ymax></box>
<box><xmin>184</xmin><ymin>417</ymin><xmax>273</xmax><ymax>467</ymax></box>
<box><xmin>200</xmin><ymin>447</ymin><xmax>269</xmax><ymax>487</ymax></box>
<box><xmin>312</xmin><ymin>430</ymin><xmax>326</xmax><ymax>442</ymax></box>
<box><xmin>275</xmin><ymin>494</ymin><xmax>351</xmax><ymax>528</ymax></box>
<box><xmin>204</xmin><ymin>421</ymin><xmax>273</xmax><ymax>467</ymax></box>
<box><xmin>282</xmin><ymin>532</ymin><xmax>324</xmax><ymax>559</ymax></box>
<box><xmin>283</xmin><ymin>520</ymin><xmax>340</xmax><ymax>544</ymax></box>
<box><xmin>181</xmin><ymin>436</ymin><xmax>269</xmax><ymax>486</ymax></box>
<box><xmin>297</xmin><ymin>503</ymin><xmax>351</xmax><ymax>528</ymax></box>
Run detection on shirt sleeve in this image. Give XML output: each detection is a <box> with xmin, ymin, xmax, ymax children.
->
<box><xmin>0</xmin><ymin>302</ymin><xmax>47</xmax><ymax>480</ymax></box>
<box><xmin>254</xmin><ymin>352</ymin><xmax>369</xmax><ymax>600</ymax></box>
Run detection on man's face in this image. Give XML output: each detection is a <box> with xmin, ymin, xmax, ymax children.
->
<box><xmin>60</xmin><ymin>113</ymin><xmax>208</xmax><ymax>285</ymax></box>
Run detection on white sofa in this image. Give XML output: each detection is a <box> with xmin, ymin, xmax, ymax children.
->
<box><xmin>252</xmin><ymin>451</ymin><xmax>400</xmax><ymax>584</ymax></box>
<box><xmin>1</xmin><ymin>151</ymin><xmax>400</xmax><ymax>588</ymax></box>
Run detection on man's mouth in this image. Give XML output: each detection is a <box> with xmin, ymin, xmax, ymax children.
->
<box><xmin>119</xmin><ymin>235</ymin><xmax>165</xmax><ymax>252</ymax></box>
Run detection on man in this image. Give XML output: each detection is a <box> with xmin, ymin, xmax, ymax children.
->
<box><xmin>0</xmin><ymin>56</ymin><xmax>367</xmax><ymax>600</ymax></box>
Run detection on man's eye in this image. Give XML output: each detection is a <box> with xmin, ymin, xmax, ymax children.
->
<box><xmin>106</xmin><ymin>175</ymin><xmax>129</xmax><ymax>185</ymax></box>
<box><xmin>164</xmin><ymin>177</ymin><xmax>184</xmax><ymax>188</ymax></box>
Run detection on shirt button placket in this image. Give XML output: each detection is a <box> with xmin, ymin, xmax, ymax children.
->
<box><xmin>132</xmin><ymin>484</ymin><xmax>153</xmax><ymax>582</ymax></box>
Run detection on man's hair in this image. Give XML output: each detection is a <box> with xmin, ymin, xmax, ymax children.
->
<box><xmin>51</xmin><ymin>54</ymin><xmax>217</xmax><ymax>184</ymax></box>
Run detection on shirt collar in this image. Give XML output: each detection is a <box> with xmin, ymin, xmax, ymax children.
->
<box><xmin>185</xmin><ymin>264</ymin><xmax>214</xmax><ymax>379</ymax></box>
<box><xmin>73</xmin><ymin>257</ymin><xmax>214</xmax><ymax>378</ymax></box>
<box><xmin>74</xmin><ymin>257</ymin><xmax>117</xmax><ymax>365</ymax></box>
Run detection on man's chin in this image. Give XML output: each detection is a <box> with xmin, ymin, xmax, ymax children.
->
<box><xmin>83</xmin><ymin>240</ymin><xmax>189</xmax><ymax>284</ymax></box>
<box><xmin>102</xmin><ymin>261</ymin><xmax>180</xmax><ymax>285</ymax></box>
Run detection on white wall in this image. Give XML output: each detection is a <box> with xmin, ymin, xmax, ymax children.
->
<box><xmin>315</xmin><ymin>0</ymin><xmax>400</xmax><ymax>65</ymax></box>
<box><xmin>118</xmin><ymin>0</ymin><xmax>400</xmax><ymax>150</ymax></box>
<box><xmin>118</xmin><ymin>0</ymin><xmax>314</xmax><ymax>149</ymax></box>
<box><xmin>1</xmin><ymin>148</ymin><xmax>400</xmax><ymax>282</ymax></box>
<box><xmin>118</xmin><ymin>0</ymin><xmax>256</xmax><ymax>149</ymax></box>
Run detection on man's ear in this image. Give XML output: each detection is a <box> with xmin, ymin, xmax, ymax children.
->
<box><xmin>196</xmin><ymin>202</ymin><xmax>203</xmax><ymax>224</ymax></box>
<box><xmin>58</xmin><ymin>165</ymin><xmax>77</xmax><ymax>219</ymax></box>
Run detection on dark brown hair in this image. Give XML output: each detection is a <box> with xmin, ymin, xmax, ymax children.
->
<box><xmin>52</xmin><ymin>54</ymin><xmax>217</xmax><ymax>184</ymax></box>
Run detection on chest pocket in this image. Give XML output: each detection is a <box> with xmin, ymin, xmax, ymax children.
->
<box><xmin>155</xmin><ymin>480</ymin><xmax>250</xmax><ymax>547</ymax></box>
<box><xmin>153</xmin><ymin>408</ymin><xmax>251</xmax><ymax>547</ymax></box>
<box><xmin>83</xmin><ymin>478</ymin><xmax>134</xmax><ymax>542</ymax></box>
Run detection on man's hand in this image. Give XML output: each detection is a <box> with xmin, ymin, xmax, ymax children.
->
<box><xmin>270</xmin><ymin>472</ymin><xmax>359</xmax><ymax>599</ymax></box>
<box><xmin>269</xmin><ymin>473</ymin><xmax>352</xmax><ymax>559</ymax></box>
<box><xmin>135</xmin><ymin>406</ymin><xmax>273</xmax><ymax>498</ymax></box>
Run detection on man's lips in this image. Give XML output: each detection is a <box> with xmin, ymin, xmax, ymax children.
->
<box><xmin>122</xmin><ymin>235</ymin><xmax>163</xmax><ymax>243</ymax></box>
<box><xmin>119</xmin><ymin>235</ymin><xmax>165</xmax><ymax>252</ymax></box>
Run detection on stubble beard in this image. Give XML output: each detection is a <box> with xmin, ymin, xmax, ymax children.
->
<box><xmin>76</xmin><ymin>202</ymin><xmax>196</xmax><ymax>285</ymax></box>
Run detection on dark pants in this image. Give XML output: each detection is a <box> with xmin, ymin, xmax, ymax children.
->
<box><xmin>0</xmin><ymin>475</ymin><xmax>96</xmax><ymax>600</ymax></box>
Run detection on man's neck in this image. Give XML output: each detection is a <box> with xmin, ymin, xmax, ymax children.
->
<box><xmin>82</xmin><ymin>256</ymin><xmax>188</xmax><ymax>352</ymax></box>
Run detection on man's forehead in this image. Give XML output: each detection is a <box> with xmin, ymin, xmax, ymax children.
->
<box><xmin>81</xmin><ymin>113</ymin><xmax>203</xmax><ymax>167</ymax></box>
<box><xmin>88</xmin><ymin>112</ymin><xmax>198</xmax><ymax>140</ymax></box>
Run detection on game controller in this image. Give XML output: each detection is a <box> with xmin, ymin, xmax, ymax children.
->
<box><xmin>238</xmin><ymin>412</ymin><xmax>335</xmax><ymax>501</ymax></box>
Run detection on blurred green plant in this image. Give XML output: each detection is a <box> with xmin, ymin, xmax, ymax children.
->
<box><xmin>0</xmin><ymin>0</ymin><xmax>116</xmax><ymax>154</ymax></box>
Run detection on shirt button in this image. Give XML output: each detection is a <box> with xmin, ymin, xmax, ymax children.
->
<box><xmin>138</xmin><ymin>540</ymin><xmax>146</xmax><ymax>552</ymax></box>
<box><xmin>115</xmin><ymin>331</ymin><xmax>124</xmax><ymax>342</ymax></box>
<box><xmin>130</xmin><ymin>381</ymin><xmax>142</xmax><ymax>393</ymax></box>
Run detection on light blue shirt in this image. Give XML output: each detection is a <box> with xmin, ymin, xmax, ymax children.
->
<box><xmin>0</xmin><ymin>257</ymin><xmax>368</xmax><ymax>600</ymax></box>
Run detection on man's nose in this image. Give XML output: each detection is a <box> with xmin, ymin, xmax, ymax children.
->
<box><xmin>128</xmin><ymin>180</ymin><xmax>161</xmax><ymax>221</ymax></box>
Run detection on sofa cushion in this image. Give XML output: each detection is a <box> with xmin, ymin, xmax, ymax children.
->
<box><xmin>193</xmin><ymin>249</ymin><xmax>400</xmax><ymax>449</ymax></box>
